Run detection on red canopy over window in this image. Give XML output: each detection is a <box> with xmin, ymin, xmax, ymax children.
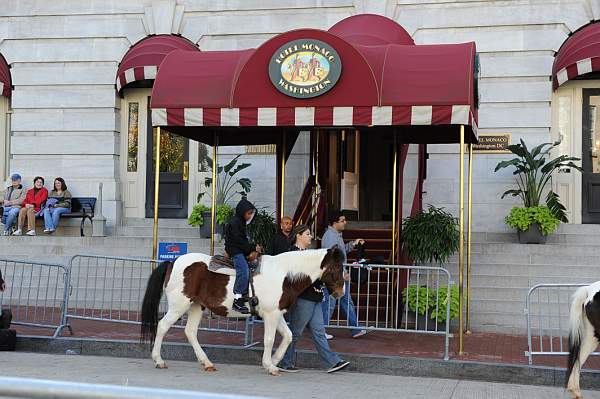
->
<box><xmin>0</xmin><ymin>54</ymin><xmax>11</xmax><ymax>98</ymax></box>
<box><xmin>116</xmin><ymin>34</ymin><xmax>198</xmax><ymax>94</ymax></box>
<box><xmin>150</xmin><ymin>15</ymin><xmax>478</xmax><ymax>142</ymax></box>
<box><xmin>553</xmin><ymin>21</ymin><xmax>600</xmax><ymax>90</ymax></box>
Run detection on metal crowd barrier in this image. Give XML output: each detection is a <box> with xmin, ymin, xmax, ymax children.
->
<box><xmin>66</xmin><ymin>254</ymin><xmax>252</xmax><ymax>345</ymax></box>
<box><xmin>525</xmin><ymin>283</ymin><xmax>600</xmax><ymax>364</ymax></box>
<box><xmin>323</xmin><ymin>263</ymin><xmax>452</xmax><ymax>360</ymax></box>
<box><xmin>0</xmin><ymin>257</ymin><xmax>71</xmax><ymax>338</ymax></box>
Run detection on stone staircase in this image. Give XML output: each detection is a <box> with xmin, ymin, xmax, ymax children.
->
<box><xmin>445</xmin><ymin>224</ymin><xmax>600</xmax><ymax>335</ymax></box>
<box><xmin>0</xmin><ymin>218</ymin><xmax>214</xmax><ymax>264</ymax></box>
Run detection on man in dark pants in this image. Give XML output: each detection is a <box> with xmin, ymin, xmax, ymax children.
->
<box><xmin>225</xmin><ymin>198</ymin><xmax>261</xmax><ymax>314</ymax></box>
<box><xmin>269</xmin><ymin>215</ymin><xmax>293</xmax><ymax>255</ymax></box>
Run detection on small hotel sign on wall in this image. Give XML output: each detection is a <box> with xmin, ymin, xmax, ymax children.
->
<box><xmin>269</xmin><ymin>39</ymin><xmax>342</xmax><ymax>99</ymax></box>
<box><xmin>473</xmin><ymin>134</ymin><xmax>512</xmax><ymax>153</ymax></box>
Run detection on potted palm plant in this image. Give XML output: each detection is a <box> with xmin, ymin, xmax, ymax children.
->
<box><xmin>189</xmin><ymin>154</ymin><xmax>252</xmax><ymax>238</ymax></box>
<box><xmin>495</xmin><ymin>140</ymin><xmax>582</xmax><ymax>244</ymax></box>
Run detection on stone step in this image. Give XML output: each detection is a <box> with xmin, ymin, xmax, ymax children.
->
<box><xmin>114</xmin><ymin>226</ymin><xmax>203</xmax><ymax>238</ymax></box>
<box><xmin>120</xmin><ymin>218</ymin><xmax>192</xmax><ymax>228</ymax></box>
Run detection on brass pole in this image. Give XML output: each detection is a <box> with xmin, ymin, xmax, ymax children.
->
<box><xmin>210</xmin><ymin>133</ymin><xmax>218</xmax><ymax>256</ymax></box>
<box><xmin>152</xmin><ymin>126</ymin><xmax>161</xmax><ymax>261</ymax></box>
<box><xmin>280</xmin><ymin>132</ymin><xmax>286</xmax><ymax>219</ymax></box>
<box><xmin>458</xmin><ymin>125</ymin><xmax>465</xmax><ymax>355</ymax></box>
<box><xmin>391</xmin><ymin>133</ymin><xmax>398</xmax><ymax>263</ymax></box>
<box><xmin>313</xmin><ymin>130</ymin><xmax>320</xmax><ymax>236</ymax></box>
<box><xmin>466</xmin><ymin>142</ymin><xmax>474</xmax><ymax>334</ymax></box>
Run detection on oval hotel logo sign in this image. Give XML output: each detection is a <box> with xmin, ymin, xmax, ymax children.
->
<box><xmin>269</xmin><ymin>39</ymin><xmax>342</xmax><ymax>99</ymax></box>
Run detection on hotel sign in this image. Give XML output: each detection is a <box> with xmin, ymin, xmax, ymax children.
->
<box><xmin>269</xmin><ymin>39</ymin><xmax>342</xmax><ymax>99</ymax></box>
<box><xmin>473</xmin><ymin>134</ymin><xmax>512</xmax><ymax>153</ymax></box>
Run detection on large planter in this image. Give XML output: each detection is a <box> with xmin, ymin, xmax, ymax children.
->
<box><xmin>199</xmin><ymin>211</ymin><xmax>224</xmax><ymax>238</ymax></box>
<box><xmin>404</xmin><ymin>310</ymin><xmax>447</xmax><ymax>332</ymax></box>
<box><xmin>517</xmin><ymin>223</ymin><xmax>547</xmax><ymax>244</ymax></box>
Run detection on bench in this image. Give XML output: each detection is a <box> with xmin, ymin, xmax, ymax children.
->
<box><xmin>60</xmin><ymin>197</ymin><xmax>96</xmax><ymax>237</ymax></box>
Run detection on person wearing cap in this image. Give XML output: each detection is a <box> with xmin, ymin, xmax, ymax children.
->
<box><xmin>1</xmin><ymin>174</ymin><xmax>26</xmax><ymax>236</ymax></box>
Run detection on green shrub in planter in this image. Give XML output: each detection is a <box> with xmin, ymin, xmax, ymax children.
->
<box><xmin>188</xmin><ymin>204</ymin><xmax>210</xmax><ymax>227</ymax></box>
<box><xmin>402</xmin><ymin>284</ymin><xmax>460</xmax><ymax>323</ymax></box>
<box><xmin>216</xmin><ymin>203</ymin><xmax>234</xmax><ymax>225</ymax></box>
<box><xmin>401</xmin><ymin>205</ymin><xmax>459</xmax><ymax>265</ymax></box>
<box><xmin>505</xmin><ymin>206</ymin><xmax>560</xmax><ymax>235</ymax></box>
<box><xmin>247</xmin><ymin>209</ymin><xmax>277</xmax><ymax>253</ymax></box>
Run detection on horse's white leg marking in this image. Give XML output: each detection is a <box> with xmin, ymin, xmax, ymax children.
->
<box><xmin>261</xmin><ymin>312</ymin><xmax>281</xmax><ymax>376</ymax></box>
<box><xmin>184</xmin><ymin>304</ymin><xmax>216</xmax><ymax>371</ymax></box>
<box><xmin>569</xmin><ymin>320</ymin><xmax>598</xmax><ymax>399</ymax></box>
<box><xmin>271</xmin><ymin>314</ymin><xmax>293</xmax><ymax>367</ymax></box>
<box><xmin>152</xmin><ymin>304</ymin><xmax>189</xmax><ymax>368</ymax></box>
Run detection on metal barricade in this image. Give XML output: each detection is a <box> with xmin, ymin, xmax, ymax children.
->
<box><xmin>67</xmin><ymin>254</ymin><xmax>252</xmax><ymax>345</ymax></box>
<box><xmin>0</xmin><ymin>257</ymin><xmax>71</xmax><ymax>338</ymax></box>
<box><xmin>525</xmin><ymin>283</ymin><xmax>600</xmax><ymax>364</ymax></box>
<box><xmin>324</xmin><ymin>263</ymin><xmax>452</xmax><ymax>360</ymax></box>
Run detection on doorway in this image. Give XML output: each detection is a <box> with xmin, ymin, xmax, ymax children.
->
<box><xmin>145</xmin><ymin>102</ymin><xmax>189</xmax><ymax>218</ymax></box>
<box><xmin>358</xmin><ymin>131</ymin><xmax>394</xmax><ymax>221</ymax></box>
<box><xmin>582</xmin><ymin>88</ymin><xmax>600</xmax><ymax>223</ymax></box>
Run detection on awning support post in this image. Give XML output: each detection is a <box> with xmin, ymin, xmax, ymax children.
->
<box><xmin>210</xmin><ymin>132</ymin><xmax>218</xmax><ymax>256</ymax></box>
<box><xmin>458</xmin><ymin>125</ymin><xmax>465</xmax><ymax>355</ymax></box>
<box><xmin>280</xmin><ymin>131</ymin><xmax>286</xmax><ymax>220</ymax></box>
<box><xmin>152</xmin><ymin>126</ymin><xmax>161</xmax><ymax>262</ymax></box>
<box><xmin>466</xmin><ymin>142</ymin><xmax>474</xmax><ymax>333</ymax></box>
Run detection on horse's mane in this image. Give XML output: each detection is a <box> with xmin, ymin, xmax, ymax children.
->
<box><xmin>262</xmin><ymin>248</ymin><xmax>328</xmax><ymax>281</ymax></box>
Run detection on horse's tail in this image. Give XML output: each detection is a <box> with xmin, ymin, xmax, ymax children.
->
<box><xmin>140</xmin><ymin>261</ymin><xmax>173</xmax><ymax>344</ymax></box>
<box><xmin>566</xmin><ymin>285</ymin><xmax>589</xmax><ymax>387</ymax></box>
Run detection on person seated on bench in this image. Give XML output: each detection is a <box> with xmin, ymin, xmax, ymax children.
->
<box><xmin>14</xmin><ymin>176</ymin><xmax>48</xmax><ymax>236</ymax></box>
<box><xmin>224</xmin><ymin>198</ymin><xmax>261</xmax><ymax>314</ymax></box>
<box><xmin>1</xmin><ymin>174</ymin><xmax>26</xmax><ymax>236</ymax></box>
<box><xmin>42</xmin><ymin>177</ymin><xmax>72</xmax><ymax>234</ymax></box>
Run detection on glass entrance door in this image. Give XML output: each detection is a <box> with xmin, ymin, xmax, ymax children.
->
<box><xmin>582</xmin><ymin>89</ymin><xmax>600</xmax><ymax>223</ymax></box>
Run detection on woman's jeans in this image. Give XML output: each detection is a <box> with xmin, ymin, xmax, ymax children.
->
<box><xmin>280</xmin><ymin>297</ymin><xmax>341</xmax><ymax>368</ymax></box>
<box><xmin>2</xmin><ymin>207</ymin><xmax>20</xmax><ymax>232</ymax></box>
<box><xmin>43</xmin><ymin>207</ymin><xmax>70</xmax><ymax>230</ymax></box>
<box><xmin>322</xmin><ymin>282</ymin><xmax>362</xmax><ymax>336</ymax></box>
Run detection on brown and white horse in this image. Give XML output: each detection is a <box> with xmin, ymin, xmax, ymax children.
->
<box><xmin>566</xmin><ymin>282</ymin><xmax>600</xmax><ymax>398</ymax></box>
<box><xmin>141</xmin><ymin>247</ymin><xmax>345</xmax><ymax>375</ymax></box>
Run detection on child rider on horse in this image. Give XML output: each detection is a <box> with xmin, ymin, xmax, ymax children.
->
<box><xmin>225</xmin><ymin>197</ymin><xmax>262</xmax><ymax>314</ymax></box>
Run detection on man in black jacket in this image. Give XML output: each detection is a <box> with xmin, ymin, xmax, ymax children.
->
<box><xmin>269</xmin><ymin>216</ymin><xmax>293</xmax><ymax>255</ymax></box>
<box><xmin>225</xmin><ymin>198</ymin><xmax>261</xmax><ymax>314</ymax></box>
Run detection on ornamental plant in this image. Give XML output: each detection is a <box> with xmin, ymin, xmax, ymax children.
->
<box><xmin>402</xmin><ymin>285</ymin><xmax>460</xmax><ymax>323</ymax></box>
<box><xmin>216</xmin><ymin>203</ymin><xmax>234</xmax><ymax>225</ymax></box>
<box><xmin>188</xmin><ymin>204</ymin><xmax>210</xmax><ymax>227</ymax></box>
<box><xmin>495</xmin><ymin>139</ymin><xmax>581</xmax><ymax>223</ymax></box>
<box><xmin>198</xmin><ymin>154</ymin><xmax>252</xmax><ymax>206</ymax></box>
<box><xmin>505</xmin><ymin>206</ymin><xmax>560</xmax><ymax>235</ymax></box>
<box><xmin>401</xmin><ymin>205</ymin><xmax>460</xmax><ymax>265</ymax></box>
<box><xmin>247</xmin><ymin>208</ymin><xmax>277</xmax><ymax>253</ymax></box>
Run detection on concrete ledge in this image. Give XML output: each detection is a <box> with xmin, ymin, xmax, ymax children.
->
<box><xmin>15</xmin><ymin>335</ymin><xmax>600</xmax><ymax>390</ymax></box>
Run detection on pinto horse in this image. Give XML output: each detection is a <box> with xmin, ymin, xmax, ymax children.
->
<box><xmin>140</xmin><ymin>247</ymin><xmax>345</xmax><ymax>375</ymax></box>
<box><xmin>566</xmin><ymin>282</ymin><xmax>600</xmax><ymax>398</ymax></box>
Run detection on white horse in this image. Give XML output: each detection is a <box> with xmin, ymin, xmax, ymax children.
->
<box><xmin>566</xmin><ymin>281</ymin><xmax>600</xmax><ymax>398</ymax></box>
<box><xmin>141</xmin><ymin>247</ymin><xmax>345</xmax><ymax>375</ymax></box>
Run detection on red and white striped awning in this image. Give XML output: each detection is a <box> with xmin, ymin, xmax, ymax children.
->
<box><xmin>553</xmin><ymin>21</ymin><xmax>600</xmax><ymax>90</ymax></box>
<box><xmin>0</xmin><ymin>54</ymin><xmax>11</xmax><ymax>98</ymax></box>
<box><xmin>152</xmin><ymin>105</ymin><xmax>475</xmax><ymax>129</ymax></box>
<box><xmin>116</xmin><ymin>35</ymin><xmax>198</xmax><ymax>94</ymax></box>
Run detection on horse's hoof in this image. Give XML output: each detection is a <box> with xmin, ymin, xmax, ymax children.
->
<box><xmin>269</xmin><ymin>369</ymin><xmax>281</xmax><ymax>376</ymax></box>
<box><xmin>155</xmin><ymin>363</ymin><xmax>168</xmax><ymax>369</ymax></box>
<box><xmin>205</xmin><ymin>366</ymin><xmax>217</xmax><ymax>372</ymax></box>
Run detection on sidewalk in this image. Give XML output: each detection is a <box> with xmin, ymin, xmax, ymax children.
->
<box><xmin>13</xmin><ymin>318</ymin><xmax>600</xmax><ymax>370</ymax></box>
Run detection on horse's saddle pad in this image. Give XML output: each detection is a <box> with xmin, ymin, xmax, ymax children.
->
<box><xmin>208</xmin><ymin>255</ymin><xmax>260</xmax><ymax>275</ymax></box>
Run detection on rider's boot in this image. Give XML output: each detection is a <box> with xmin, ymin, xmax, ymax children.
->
<box><xmin>233</xmin><ymin>297</ymin><xmax>250</xmax><ymax>314</ymax></box>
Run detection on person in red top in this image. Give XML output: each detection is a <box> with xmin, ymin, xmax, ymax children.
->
<box><xmin>14</xmin><ymin>176</ymin><xmax>48</xmax><ymax>236</ymax></box>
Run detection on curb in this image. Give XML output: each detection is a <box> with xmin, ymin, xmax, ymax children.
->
<box><xmin>15</xmin><ymin>335</ymin><xmax>600</xmax><ymax>390</ymax></box>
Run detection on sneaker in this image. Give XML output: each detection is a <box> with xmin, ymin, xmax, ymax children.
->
<box><xmin>26</xmin><ymin>230</ymin><xmax>36</xmax><ymax>236</ymax></box>
<box><xmin>2</xmin><ymin>230</ymin><xmax>9</xmax><ymax>236</ymax></box>
<box><xmin>327</xmin><ymin>360</ymin><xmax>350</xmax><ymax>373</ymax></box>
<box><xmin>278</xmin><ymin>365</ymin><xmax>299</xmax><ymax>373</ymax></box>
<box><xmin>48</xmin><ymin>229</ymin><xmax>55</xmax><ymax>234</ymax></box>
<box><xmin>352</xmin><ymin>329</ymin><xmax>367</xmax><ymax>338</ymax></box>
<box><xmin>43</xmin><ymin>229</ymin><xmax>50</xmax><ymax>234</ymax></box>
<box><xmin>325</xmin><ymin>333</ymin><xmax>334</xmax><ymax>340</ymax></box>
<box><xmin>232</xmin><ymin>298</ymin><xmax>250</xmax><ymax>314</ymax></box>
<box><xmin>13</xmin><ymin>229</ymin><xmax>22</xmax><ymax>236</ymax></box>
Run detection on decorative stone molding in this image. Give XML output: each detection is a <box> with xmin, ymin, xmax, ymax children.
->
<box><xmin>143</xmin><ymin>0</ymin><xmax>185</xmax><ymax>35</ymax></box>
